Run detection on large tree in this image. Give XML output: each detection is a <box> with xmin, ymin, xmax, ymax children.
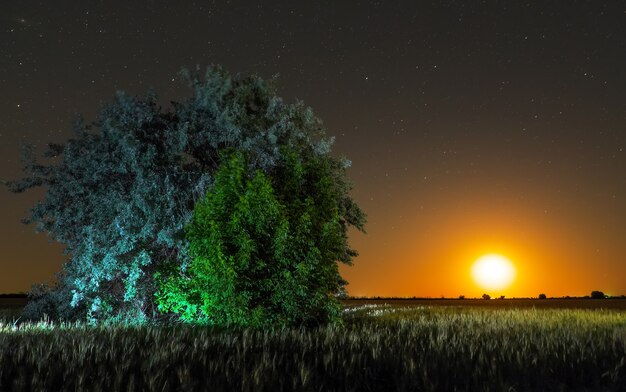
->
<box><xmin>8</xmin><ymin>66</ymin><xmax>365</xmax><ymax>323</ymax></box>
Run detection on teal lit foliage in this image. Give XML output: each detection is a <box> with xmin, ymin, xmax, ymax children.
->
<box><xmin>155</xmin><ymin>150</ymin><xmax>365</xmax><ymax>327</ymax></box>
<box><xmin>7</xmin><ymin>65</ymin><xmax>363</xmax><ymax>323</ymax></box>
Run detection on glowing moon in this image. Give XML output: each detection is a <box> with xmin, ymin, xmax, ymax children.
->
<box><xmin>471</xmin><ymin>254</ymin><xmax>516</xmax><ymax>291</ymax></box>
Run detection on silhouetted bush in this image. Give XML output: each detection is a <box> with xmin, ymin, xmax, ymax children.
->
<box><xmin>482</xmin><ymin>294</ymin><xmax>491</xmax><ymax>300</ymax></box>
<box><xmin>590</xmin><ymin>291</ymin><xmax>606</xmax><ymax>299</ymax></box>
<box><xmin>538</xmin><ymin>294</ymin><xmax>547</xmax><ymax>300</ymax></box>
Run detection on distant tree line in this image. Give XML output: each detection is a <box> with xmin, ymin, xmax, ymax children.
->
<box><xmin>0</xmin><ymin>293</ymin><xmax>27</xmax><ymax>299</ymax></box>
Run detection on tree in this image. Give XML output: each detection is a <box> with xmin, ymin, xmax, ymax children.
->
<box><xmin>7</xmin><ymin>66</ymin><xmax>365</xmax><ymax>323</ymax></box>
<box><xmin>590</xmin><ymin>291</ymin><xmax>606</xmax><ymax>299</ymax></box>
<box><xmin>482</xmin><ymin>293</ymin><xmax>491</xmax><ymax>300</ymax></box>
<box><xmin>538</xmin><ymin>293</ymin><xmax>547</xmax><ymax>300</ymax></box>
<box><xmin>155</xmin><ymin>150</ymin><xmax>362</xmax><ymax>327</ymax></box>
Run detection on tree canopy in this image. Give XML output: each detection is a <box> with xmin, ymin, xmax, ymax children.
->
<box><xmin>8</xmin><ymin>66</ymin><xmax>365</xmax><ymax>324</ymax></box>
<box><xmin>155</xmin><ymin>149</ymin><xmax>357</xmax><ymax>326</ymax></box>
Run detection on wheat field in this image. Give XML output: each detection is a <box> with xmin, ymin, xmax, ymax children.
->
<box><xmin>0</xmin><ymin>302</ymin><xmax>625</xmax><ymax>391</ymax></box>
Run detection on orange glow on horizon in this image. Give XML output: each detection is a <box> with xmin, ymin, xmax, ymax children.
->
<box><xmin>340</xmin><ymin>187</ymin><xmax>626</xmax><ymax>299</ymax></box>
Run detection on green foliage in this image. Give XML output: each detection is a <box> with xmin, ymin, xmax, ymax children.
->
<box><xmin>156</xmin><ymin>150</ymin><xmax>364</xmax><ymax>327</ymax></box>
<box><xmin>7</xmin><ymin>65</ymin><xmax>363</xmax><ymax>323</ymax></box>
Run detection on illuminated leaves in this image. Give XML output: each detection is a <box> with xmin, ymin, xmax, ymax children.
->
<box><xmin>10</xmin><ymin>66</ymin><xmax>363</xmax><ymax>324</ymax></box>
<box><xmin>156</xmin><ymin>150</ymin><xmax>364</xmax><ymax>327</ymax></box>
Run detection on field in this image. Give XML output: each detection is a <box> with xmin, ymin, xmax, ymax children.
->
<box><xmin>345</xmin><ymin>297</ymin><xmax>626</xmax><ymax>310</ymax></box>
<box><xmin>0</xmin><ymin>299</ymin><xmax>625</xmax><ymax>391</ymax></box>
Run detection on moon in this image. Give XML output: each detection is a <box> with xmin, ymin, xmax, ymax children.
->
<box><xmin>471</xmin><ymin>254</ymin><xmax>516</xmax><ymax>291</ymax></box>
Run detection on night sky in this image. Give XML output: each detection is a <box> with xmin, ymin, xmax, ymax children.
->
<box><xmin>1</xmin><ymin>1</ymin><xmax>625</xmax><ymax>297</ymax></box>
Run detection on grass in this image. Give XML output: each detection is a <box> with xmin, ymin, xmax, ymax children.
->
<box><xmin>344</xmin><ymin>297</ymin><xmax>626</xmax><ymax>310</ymax></box>
<box><xmin>0</xmin><ymin>303</ymin><xmax>625</xmax><ymax>391</ymax></box>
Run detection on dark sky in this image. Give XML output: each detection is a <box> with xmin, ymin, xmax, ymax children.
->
<box><xmin>1</xmin><ymin>1</ymin><xmax>625</xmax><ymax>297</ymax></box>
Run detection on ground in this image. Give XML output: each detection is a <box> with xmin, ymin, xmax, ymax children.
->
<box><xmin>1</xmin><ymin>298</ymin><xmax>625</xmax><ymax>391</ymax></box>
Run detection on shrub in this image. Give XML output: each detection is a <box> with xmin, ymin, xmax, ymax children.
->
<box><xmin>591</xmin><ymin>291</ymin><xmax>606</xmax><ymax>299</ymax></box>
<box><xmin>155</xmin><ymin>150</ymin><xmax>363</xmax><ymax>327</ymax></box>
